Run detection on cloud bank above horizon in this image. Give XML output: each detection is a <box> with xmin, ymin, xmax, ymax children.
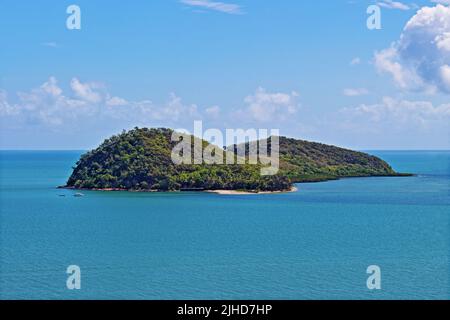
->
<box><xmin>1</xmin><ymin>76</ymin><xmax>449</xmax><ymax>149</ymax></box>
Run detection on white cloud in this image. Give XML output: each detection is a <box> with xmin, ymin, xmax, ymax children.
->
<box><xmin>343</xmin><ymin>88</ymin><xmax>369</xmax><ymax>96</ymax></box>
<box><xmin>377</xmin><ymin>0</ymin><xmax>410</xmax><ymax>10</ymax></box>
<box><xmin>41</xmin><ymin>76</ymin><xmax>63</xmax><ymax>97</ymax></box>
<box><xmin>0</xmin><ymin>90</ymin><xmax>7</xmax><ymax>110</ymax></box>
<box><xmin>317</xmin><ymin>96</ymin><xmax>450</xmax><ymax>149</ymax></box>
<box><xmin>440</xmin><ymin>64</ymin><xmax>450</xmax><ymax>90</ymax></box>
<box><xmin>106</xmin><ymin>96</ymin><xmax>128</xmax><ymax>106</ymax></box>
<box><xmin>374</xmin><ymin>47</ymin><xmax>423</xmax><ymax>89</ymax></box>
<box><xmin>374</xmin><ymin>4</ymin><xmax>450</xmax><ymax>93</ymax></box>
<box><xmin>9</xmin><ymin>77</ymin><xmax>93</xmax><ymax>127</ymax></box>
<box><xmin>0</xmin><ymin>77</ymin><xmax>207</xmax><ymax>130</ymax></box>
<box><xmin>2</xmin><ymin>79</ymin><xmax>304</xmax><ymax>133</ymax></box>
<box><xmin>156</xmin><ymin>93</ymin><xmax>199</xmax><ymax>121</ymax></box>
<box><xmin>205</xmin><ymin>105</ymin><xmax>221</xmax><ymax>118</ymax></box>
<box><xmin>95</xmin><ymin>93</ymin><xmax>200</xmax><ymax>126</ymax></box>
<box><xmin>350</xmin><ymin>57</ymin><xmax>361</xmax><ymax>66</ymax></box>
<box><xmin>3</xmin><ymin>78</ymin><xmax>448</xmax><ymax>149</ymax></box>
<box><xmin>435</xmin><ymin>32</ymin><xmax>450</xmax><ymax>51</ymax></box>
<box><xmin>180</xmin><ymin>0</ymin><xmax>243</xmax><ymax>14</ymax></box>
<box><xmin>70</xmin><ymin>78</ymin><xmax>104</xmax><ymax>103</ymax></box>
<box><xmin>235</xmin><ymin>87</ymin><xmax>299</xmax><ymax>123</ymax></box>
<box><xmin>0</xmin><ymin>90</ymin><xmax>18</xmax><ymax>117</ymax></box>
<box><xmin>340</xmin><ymin>96</ymin><xmax>450</xmax><ymax>126</ymax></box>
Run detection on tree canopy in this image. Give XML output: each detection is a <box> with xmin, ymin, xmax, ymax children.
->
<box><xmin>66</xmin><ymin>127</ymin><xmax>403</xmax><ymax>192</ymax></box>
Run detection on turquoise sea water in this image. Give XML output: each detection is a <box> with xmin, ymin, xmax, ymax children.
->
<box><xmin>0</xmin><ymin>150</ymin><xmax>449</xmax><ymax>299</ymax></box>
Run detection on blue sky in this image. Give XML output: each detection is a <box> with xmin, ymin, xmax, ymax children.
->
<box><xmin>1</xmin><ymin>0</ymin><xmax>449</xmax><ymax>149</ymax></box>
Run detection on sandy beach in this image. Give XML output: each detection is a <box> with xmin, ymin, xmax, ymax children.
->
<box><xmin>206</xmin><ymin>186</ymin><xmax>298</xmax><ymax>195</ymax></box>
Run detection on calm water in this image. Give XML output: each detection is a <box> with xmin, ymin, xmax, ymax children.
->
<box><xmin>0</xmin><ymin>151</ymin><xmax>449</xmax><ymax>299</ymax></box>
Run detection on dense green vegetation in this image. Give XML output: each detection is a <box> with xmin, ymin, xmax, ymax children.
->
<box><xmin>231</xmin><ymin>136</ymin><xmax>402</xmax><ymax>183</ymax></box>
<box><xmin>65</xmin><ymin>127</ymin><xmax>404</xmax><ymax>192</ymax></box>
<box><xmin>66</xmin><ymin>128</ymin><xmax>291</xmax><ymax>192</ymax></box>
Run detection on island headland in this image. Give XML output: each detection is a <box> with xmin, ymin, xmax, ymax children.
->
<box><xmin>62</xmin><ymin>128</ymin><xmax>410</xmax><ymax>193</ymax></box>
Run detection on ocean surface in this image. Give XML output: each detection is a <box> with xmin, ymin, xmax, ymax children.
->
<box><xmin>0</xmin><ymin>150</ymin><xmax>449</xmax><ymax>300</ymax></box>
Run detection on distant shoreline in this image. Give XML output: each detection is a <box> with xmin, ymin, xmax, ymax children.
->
<box><xmin>59</xmin><ymin>173</ymin><xmax>415</xmax><ymax>194</ymax></box>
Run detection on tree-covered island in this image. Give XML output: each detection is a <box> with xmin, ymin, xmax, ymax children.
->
<box><xmin>63</xmin><ymin>128</ymin><xmax>409</xmax><ymax>193</ymax></box>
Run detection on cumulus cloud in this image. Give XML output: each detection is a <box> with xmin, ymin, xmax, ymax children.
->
<box><xmin>377</xmin><ymin>0</ymin><xmax>410</xmax><ymax>10</ymax></box>
<box><xmin>180</xmin><ymin>0</ymin><xmax>243</xmax><ymax>14</ymax></box>
<box><xmin>343</xmin><ymin>88</ymin><xmax>369</xmax><ymax>96</ymax></box>
<box><xmin>2</xmin><ymin>79</ymin><xmax>304</xmax><ymax>134</ymax></box>
<box><xmin>375</xmin><ymin>47</ymin><xmax>412</xmax><ymax>88</ymax></box>
<box><xmin>154</xmin><ymin>93</ymin><xmax>199</xmax><ymax>121</ymax></box>
<box><xmin>314</xmin><ymin>96</ymin><xmax>450</xmax><ymax>149</ymax></box>
<box><xmin>40</xmin><ymin>76</ymin><xmax>63</xmax><ymax>97</ymax></box>
<box><xmin>340</xmin><ymin>96</ymin><xmax>450</xmax><ymax>128</ymax></box>
<box><xmin>440</xmin><ymin>64</ymin><xmax>450</xmax><ymax>90</ymax></box>
<box><xmin>106</xmin><ymin>96</ymin><xmax>128</xmax><ymax>106</ymax></box>
<box><xmin>11</xmin><ymin>77</ymin><xmax>96</xmax><ymax>127</ymax></box>
<box><xmin>70</xmin><ymin>78</ymin><xmax>104</xmax><ymax>103</ymax></box>
<box><xmin>0</xmin><ymin>90</ymin><xmax>18</xmax><ymax>117</ymax></box>
<box><xmin>235</xmin><ymin>87</ymin><xmax>299</xmax><ymax>123</ymax></box>
<box><xmin>374</xmin><ymin>4</ymin><xmax>450</xmax><ymax>93</ymax></box>
<box><xmin>0</xmin><ymin>77</ymin><xmax>206</xmax><ymax>131</ymax></box>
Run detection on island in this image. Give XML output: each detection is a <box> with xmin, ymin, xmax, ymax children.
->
<box><xmin>63</xmin><ymin>127</ymin><xmax>408</xmax><ymax>193</ymax></box>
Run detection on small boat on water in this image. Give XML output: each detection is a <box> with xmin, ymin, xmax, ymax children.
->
<box><xmin>74</xmin><ymin>193</ymin><xmax>84</xmax><ymax>197</ymax></box>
